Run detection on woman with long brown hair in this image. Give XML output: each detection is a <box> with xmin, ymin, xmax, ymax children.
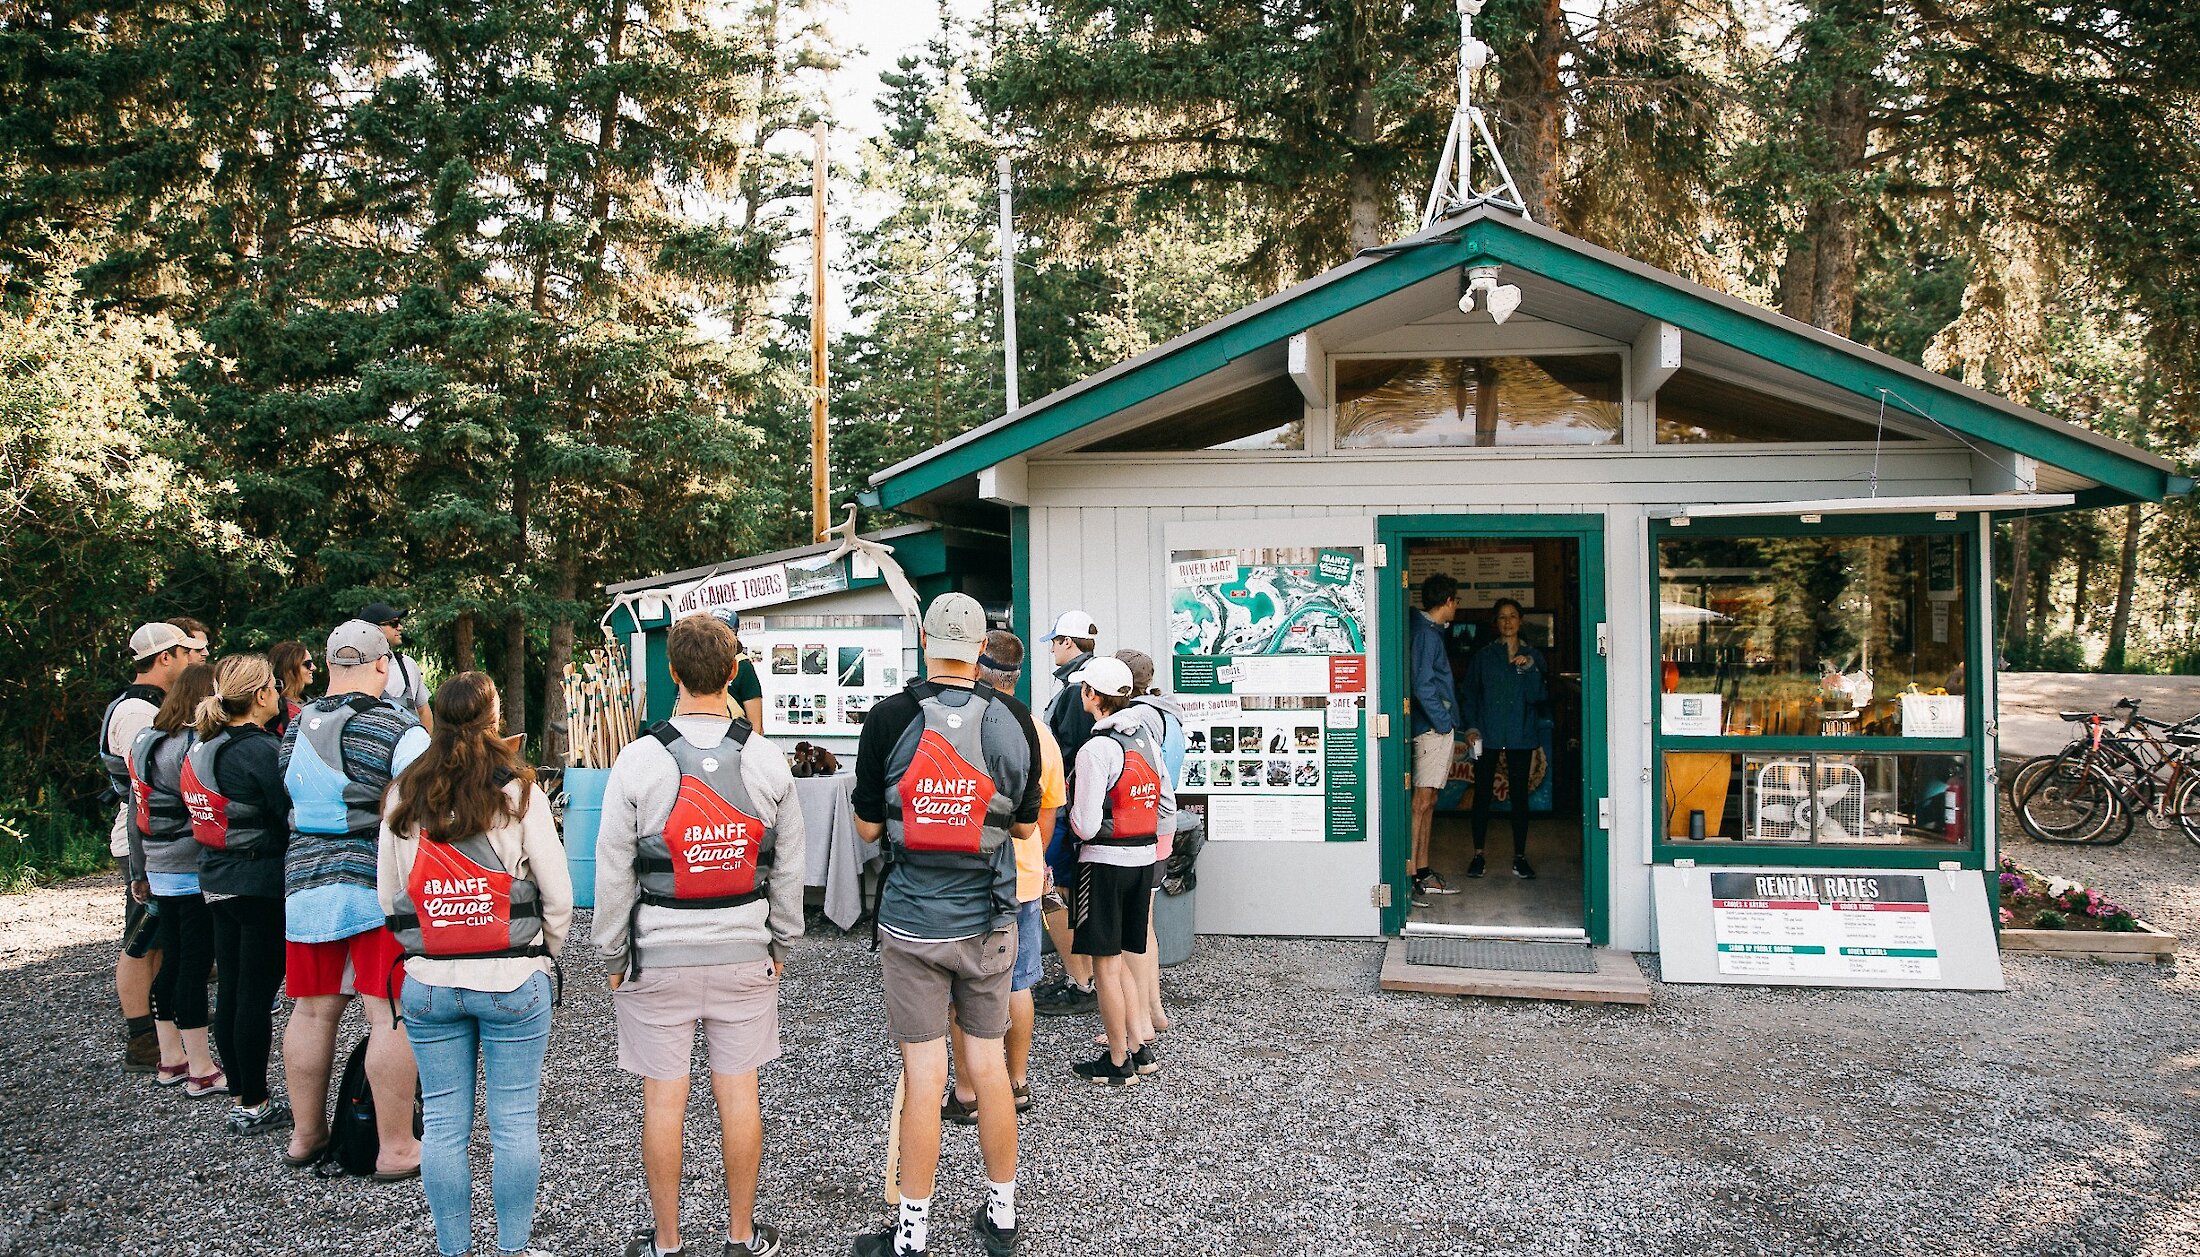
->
<box><xmin>267</xmin><ymin>640</ymin><xmax>313</xmax><ymax>737</ymax></box>
<box><xmin>130</xmin><ymin>662</ymin><xmax>223</xmax><ymax>1096</ymax></box>
<box><xmin>378</xmin><ymin>672</ymin><xmax>570</xmax><ymax>1257</ymax></box>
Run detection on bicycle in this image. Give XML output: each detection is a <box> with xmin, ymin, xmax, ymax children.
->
<box><xmin>2009</xmin><ymin>698</ymin><xmax>2200</xmax><ymax>846</ymax></box>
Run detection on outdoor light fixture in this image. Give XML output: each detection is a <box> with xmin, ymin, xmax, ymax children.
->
<box><xmin>1457</xmin><ymin>264</ymin><xmax>1523</xmax><ymax>323</ymax></box>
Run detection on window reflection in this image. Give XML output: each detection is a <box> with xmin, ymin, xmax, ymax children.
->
<box><xmin>1335</xmin><ymin>355</ymin><xmax>1621</xmax><ymax>449</ymax></box>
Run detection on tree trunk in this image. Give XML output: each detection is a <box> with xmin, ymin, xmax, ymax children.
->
<box><xmin>1347</xmin><ymin>84</ymin><xmax>1380</xmax><ymax>251</ymax></box>
<box><xmin>2004</xmin><ymin>517</ymin><xmax>2031</xmax><ymax>666</ymax></box>
<box><xmin>504</xmin><ymin>455</ymin><xmax>531</xmax><ymax>740</ymax></box>
<box><xmin>541</xmin><ymin>559</ymin><xmax>577</xmax><ymax>767</ymax></box>
<box><xmin>2029</xmin><ymin>551</ymin><xmax>2051</xmax><ymax>648</ymax></box>
<box><xmin>1494</xmin><ymin>0</ymin><xmax>1565</xmax><ymax>226</ymax></box>
<box><xmin>2107</xmin><ymin>503</ymin><xmax>2142</xmax><ymax>671</ymax></box>
<box><xmin>2072</xmin><ymin>552</ymin><xmax>2092</xmax><ymax>630</ymax></box>
<box><xmin>452</xmin><ymin>612</ymin><xmax>477</xmax><ymax>674</ymax></box>
<box><xmin>1777</xmin><ymin>234</ymin><xmax>1817</xmax><ymax>323</ymax></box>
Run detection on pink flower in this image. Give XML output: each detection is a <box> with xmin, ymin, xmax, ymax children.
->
<box><xmin>1999</xmin><ymin>907</ymin><xmax>2013</xmax><ymax>926</ymax></box>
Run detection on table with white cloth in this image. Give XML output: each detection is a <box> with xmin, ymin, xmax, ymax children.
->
<box><xmin>791</xmin><ymin>771</ymin><xmax>877</xmax><ymax>929</ymax></box>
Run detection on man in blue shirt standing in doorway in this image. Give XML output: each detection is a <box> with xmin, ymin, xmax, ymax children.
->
<box><xmin>1408</xmin><ymin>576</ymin><xmax>1463</xmax><ymax>905</ymax></box>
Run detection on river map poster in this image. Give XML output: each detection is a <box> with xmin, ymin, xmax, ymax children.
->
<box><xmin>1169</xmin><ymin>546</ymin><xmax>1367</xmax><ymax>842</ymax></box>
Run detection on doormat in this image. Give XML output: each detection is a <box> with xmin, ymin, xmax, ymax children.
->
<box><xmin>1402</xmin><ymin>937</ymin><xmax>1597</xmax><ymax>974</ymax></box>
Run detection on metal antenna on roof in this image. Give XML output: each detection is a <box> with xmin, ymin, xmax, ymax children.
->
<box><xmin>1422</xmin><ymin>0</ymin><xmax>1527</xmax><ymax>227</ymax></box>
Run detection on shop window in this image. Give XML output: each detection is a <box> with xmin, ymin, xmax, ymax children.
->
<box><xmin>1663</xmin><ymin>750</ymin><xmax>1972</xmax><ymax>848</ymax></box>
<box><xmin>1334</xmin><ymin>355</ymin><xmax>1621</xmax><ymax>449</ymax></box>
<box><xmin>1079</xmin><ymin>375</ymin><xmax>1305</xmax><ymax>452</ymax></box>
<box><xmin>1654</xmin><ymin>368</ymin><xmax>1917</xmax><ymax>444</ymax></box>
<box><xmin>1658</xmin><ymin>532</ymin><xmax>1968</xmax><ymax>737</ymax></box>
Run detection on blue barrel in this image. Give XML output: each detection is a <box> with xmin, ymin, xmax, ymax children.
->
<box><xmin>561</xmin><ymin>767</ymin><xmax>612</xmax><ymax>910</ymax></box>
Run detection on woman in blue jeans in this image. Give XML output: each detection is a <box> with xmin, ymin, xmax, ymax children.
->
<box><xmin>379</xmin><ymin>673</ymin><xmax>573</xmax><ymax>1257</ymax></box>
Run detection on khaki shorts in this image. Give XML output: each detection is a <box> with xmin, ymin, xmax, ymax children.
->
<box><xmin>612</xmin><ymin>960</ymin><xmax>780</xmax><ymax>1080</ymax></box>
<box><xmin>1413</xmin><ymin>730</ymin><xmax>1456</xmax><ymax>789</ymax></box>
<box><xmin>879</xmin><ymin>927</ymin><xmax>1015</xmax><ymax>1044</ymax></box>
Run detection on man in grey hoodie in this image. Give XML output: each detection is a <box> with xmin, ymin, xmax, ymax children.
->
<box><xmin>596</xmin><ymin>614</ymin><xmax>806</xmax><ymax>1257</ymax></box>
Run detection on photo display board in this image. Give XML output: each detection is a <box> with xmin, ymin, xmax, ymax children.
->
<box><xmin>740</xmin><ymin>620</ymin><xmax>907</xmax><ymax>739</ymax></box>
<box><xmin>1169</xmin><ymin>546</ymin><xmax>1369</xmax><ymax>843</ymax></box>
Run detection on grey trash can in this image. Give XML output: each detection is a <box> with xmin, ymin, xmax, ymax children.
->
<box><xmin>1152</xmin><ymin>881</ymin><xmax>1197</xmax><ymax>967</ymax></box>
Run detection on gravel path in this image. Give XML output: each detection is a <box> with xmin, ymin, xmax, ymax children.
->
<box><xmin>2</xmin><ymin>812</ymin><xmax>2195</xmax><ymax>1257</ymax></box>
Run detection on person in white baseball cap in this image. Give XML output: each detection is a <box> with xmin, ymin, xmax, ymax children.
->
<box><xmin>1032</xmin><ymin>612</ymin><xmax>1103</xmax><ymax>1018</ymax></box>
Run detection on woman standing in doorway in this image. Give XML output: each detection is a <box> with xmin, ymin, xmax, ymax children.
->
<box><xmin>723</xmin><ymin>610</ymin><xmax>766</xmax><ymax>729</ymax></box>
<box><xmin>1459</xmin><ymin>597</ymin><xmax>1545</xmax><ymax>880</ymax></box>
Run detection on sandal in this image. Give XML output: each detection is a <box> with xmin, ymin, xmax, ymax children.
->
<box><xmin>940</xmin><ymin>1091</ymin><xmax>979</xmax><ymax>1127</ymax></box>
<box><xmin>370</xmin><ymin>1164</ymin><xmax>421</xmax><ymax>1183</ymax></box>
<box><xmin>1012</xmin><ymin>1082</ymin><xmax>1032</xmax><ymax>1113</ymax></box>
<box><xmin>184</xmin><ymin>1069</ymin><xmax>229</xmax><ymax>1098</ymax></box>
<box><xmin>154</xmin><ymin>1063</ymin><xmax>188</xmax><ymax>1086</ymax></box>
<box><xmin>280</xmin><ymin>1140</ymin><xmax>328</xmax><ymax>1168</ymax></box>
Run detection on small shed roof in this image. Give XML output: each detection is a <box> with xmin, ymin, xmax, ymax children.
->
<box><xmin>869</xmin><ymin>206</ymin><xmax>2186</xmax><ymax>511</ymax></box>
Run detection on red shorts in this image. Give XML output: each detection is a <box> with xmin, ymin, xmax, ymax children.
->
<box><xmin>285</xmin><ymin>927</ymin><xmax>405</xmax><ymax>1000</ymax></box>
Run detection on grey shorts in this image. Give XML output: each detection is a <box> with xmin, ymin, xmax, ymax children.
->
<box><xmin>612</xmin><ymin>960</ymin><xmax>781</xmax><ymax>1080</ymax></box>
<box><xmin>879</xmin><ymin>927</ymin><xmax>1016</xmax><ymax>1044</ymax></box>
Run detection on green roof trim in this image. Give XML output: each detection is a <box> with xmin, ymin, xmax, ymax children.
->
<box><xmin>874</xmin><ymin>210</ymin><xmax>2179</xmax><ymax>509</ymax></box>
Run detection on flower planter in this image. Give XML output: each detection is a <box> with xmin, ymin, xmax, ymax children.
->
<box><xmin>1999</xmin><ymin>920</ymin><xmax>2178</xmax><ymax>965</ymax></box>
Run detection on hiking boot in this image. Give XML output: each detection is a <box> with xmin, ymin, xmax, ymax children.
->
<box><xmin>1513</xmin><ymin>855</ymin><xmax>1537</xmax><ymax>880</ymax></box>
<box><xmin>849</xmin><ymin>1225</ymin><xmax>923</xmax><ymax>1257</ymax></box>
<box><xmin>940</xmin><ymin>1091</ymin><xmax>978</xmax><ymax>1127</ymax></box>
<box><xmin>724</xmin><ymin>1222</ymin><xmax>781</xmax><ymax>1257</ymax></box>
<box><xmin>1131</xmin><ymin>1042</ymin><xmax>1160</xmax><ymax>1075</ymax></box>
<box><xmin>1466</xmin><ymin>854</ymin><xmax>1487</xmax><ymax>879</ymax></box>
<box><xmin>972</xmin><ymin>1206</ymin><xmax>1017</xmax><ymax>1257</ymax></box>
<box><xmin>228</xmin><ymin>1099</ymin><xmax>293</xmax><ymax>1136</ymax></box>
<box><xmin>1070</xmin><ymin>1052</ymin><xmax>1138</xmax><ymax>1088</ymax></box>
<box><xmin>1032</xmin><ymin>980</ymin><xmax>1096</xmax><ymax>1017</ymax></box>
<box><xmin>123</xmin><ymin>1030</ymin><xmax>159</xmax><ymax>1074</ymax></box>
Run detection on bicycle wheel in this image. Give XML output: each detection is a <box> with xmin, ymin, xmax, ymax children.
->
<box><xmin>2015</xmin><ymin>752</ymin><xmax>2126</xmax><ymax>844</ymax></box>
<box><xmin>2003</xmin><ymin>755</ymin><xmax>2056</xmax><ymax>810</ymax></box>
<box><xmin>2170</xmin><ymin>771</ymin><xmax>2200</xmax><ymax>850</ymax></box>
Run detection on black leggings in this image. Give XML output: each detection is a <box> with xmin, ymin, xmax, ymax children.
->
<box><xmin>1470</xmin><ymin>747</ymin><xmax>1536</xmax><ymax>856</ymax></box>
<box><xmin>150</xmin><ymin>892</ymin><xmax>215</xmax><ymax>1031</ymax></box>
<box><xmin>210</xmin><ymin>896</ymin><xmax>287</xmax><ymax>1106</ymax></box>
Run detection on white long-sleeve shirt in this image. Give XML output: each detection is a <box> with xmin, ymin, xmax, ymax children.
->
<box><xmin>379</xmin><ymin>781</ymin><xmax>573</xmax><ymax>993</ymax></box>
<box><xmin>1069</xmin><ymin>708</ymin><xmax>1176</xmax><ymax>868</ymax></box>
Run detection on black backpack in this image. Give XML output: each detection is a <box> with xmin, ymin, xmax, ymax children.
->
<box><xmin>314</xmin><ymin>1037</ymin><xmax>421</xmax><ymax>1178</ymax></box>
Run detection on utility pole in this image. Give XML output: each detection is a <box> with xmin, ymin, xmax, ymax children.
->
<box><xmin>810</xmin><ymin>121</ymin><xmax>830</xmax><ymax>541</ymax></box>
<box><xmin>997</xmin><ymin>152</ymin><xmax>1020</xmax><ymax>414</ymax></box>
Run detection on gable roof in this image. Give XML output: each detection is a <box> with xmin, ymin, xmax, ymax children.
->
<box><xmin>868</xmin><ymin>205</ymin><xmax>2186</xmax><ymax>510</ymax></box>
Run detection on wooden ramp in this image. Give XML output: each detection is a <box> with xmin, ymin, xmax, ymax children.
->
<box><xmin>1379</xmin><ymin>940</ymin><xmax>1655</xmax><ymax>1005</ymax></box>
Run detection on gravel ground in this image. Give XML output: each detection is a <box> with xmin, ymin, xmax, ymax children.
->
<box><xmin>2</xmin><ymin>805</ymin><xmax>2195</xmax><ymax>1257</ymax></box>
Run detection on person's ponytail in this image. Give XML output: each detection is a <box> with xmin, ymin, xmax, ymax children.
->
<box><xmin>192</xmin><ymin>694</ymin><xmax>229</xmax><ymax>740</ymax></box>
<box><xmin>196</xmin><ymin>654</ymin><xmax>276</xmax><ymax>739</ymax></box>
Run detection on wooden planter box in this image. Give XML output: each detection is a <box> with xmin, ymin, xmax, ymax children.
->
<box><xmin>2000</xmin><ymin>920</ymin><xmax>2179</xmax><ymax>965</ymax></box>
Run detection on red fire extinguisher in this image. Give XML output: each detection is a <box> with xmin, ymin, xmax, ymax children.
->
<box><xmin>1942</xmin><ymin>769</ymin><xmax>1964</xmax><ymax>843</ymax></box>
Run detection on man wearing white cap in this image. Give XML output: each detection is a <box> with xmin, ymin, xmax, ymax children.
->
<box><xmin>1041</xmin><ymin>611</ymin><xmax>1100</xmax><ymax>765</ymax></box>
<box><xmin>1063</xmin><ymin>655</ymin><xmax>1174</xmax><ymax>1089</ymax></box>
<box><xmin>102</xmin><ymin>622</ymin><xmax>207</xmax><ymax>1071</ymax></box>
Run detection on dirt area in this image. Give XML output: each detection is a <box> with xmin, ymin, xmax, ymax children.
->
<box><xmin>1</xmin><ymin>810</ymin><xmax>2194</xmax><ymax>1257</ymax></box>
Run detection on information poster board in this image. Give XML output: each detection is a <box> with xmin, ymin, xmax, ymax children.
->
<box><xmin>1652</xmin><ymin>864</ymin><xmax>2005</xmax><ymax>990</ymax></box>
<box><xmin>1169</xmin><ymin>546</ymin><xmax>1368</xmax><ymax>842</ymax></box>
<box><xmin>739</xmin><ymin>622</ymin><xmax>906</xmax><ymax>739</ymax></box>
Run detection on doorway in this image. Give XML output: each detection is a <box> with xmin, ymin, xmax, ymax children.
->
<box><xmin>1378</xmin><ymin>515</ymin><xmax>1608</xmax><ymax>941</ymax></box>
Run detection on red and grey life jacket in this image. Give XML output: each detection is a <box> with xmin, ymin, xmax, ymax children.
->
<box><xmin>98</xmin><ymin>684</ymin><xmax>164</xmax><ymax>804</ymax></box>
<box><xmin>127</xmin><ymin>725</ymin><xmax>193</xmax><ymax>849</ymax></box>
<box><xmin>884</xmin><ymin>684</ymin><xmax>1018</xmax><ymax>865</ymax></box>
<box><xmin>284</xmin><ymin>695</ymin><xmax>397</xmax><ymax>838</ymax></box>
<box><xmin>182</xmin><ymin>727</ymin><xmax>276</xmax><ymax>853</ymax></box>
<box><xmin>386</xmin><ymin>834</ymin><xmax>547</xmax><ymax>961</ymax></box>
<box><xmin>1088</xmin><ymin>724</ymin><xmax>1165</xmax><ymax>847</ymax></box>
<box><xmin>637</xmin><ymin>720</ymin><xmax>776</xmax><ymax>908</ymax></box>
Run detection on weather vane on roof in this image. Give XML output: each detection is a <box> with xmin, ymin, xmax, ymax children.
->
<box><xmin>1422</xmin><ymin>0</ymin><xmax>1527</xmax><ymax>227</ymax></box>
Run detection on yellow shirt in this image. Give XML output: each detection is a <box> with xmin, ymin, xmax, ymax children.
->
<box><xmin>1014</xmin><ymin>722</ymin><xmax>1068</xmax><ymax>902</ymax></box>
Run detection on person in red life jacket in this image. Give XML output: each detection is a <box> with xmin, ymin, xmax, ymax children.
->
<box><xmin>593</xmin><ymin>614</ymin><xmax>805</xmax><ymax>1257</ymax></box>
<box><xmin>267</xmin><ymin>640</ymin><xmax>314</xmax><ymax>739</ymax></box>
<box><xmin>101</xmin><ymin>621</ymin><xmax>203</xmax><ymax>1073</ymax></box>
<box><xmin>379</xmin><ymin>672</ymin><xmax>572</xmax><ymax>1257</ymax></box>
<box><xmin>1064</xmin><ymin>655</ymin><xmax>1175</xmax><ymax>1089</ymax></box>
<box><xmin>188</xmin><ymin>654</ymin><xmax>295</xmax><ymax>1134</ymax></box>
<box><xmin>129</xmin><ymin>663</ymin><xmax>223</xmax><ymax>1095</ymax></box>
<box><xmin>848</xmin><ymin>593</ymin><xmax>1043</xmax><ymax>1257</ymax></box>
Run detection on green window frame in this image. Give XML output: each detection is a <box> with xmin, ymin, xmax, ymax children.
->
<box><xmin>1648</xmin><ymin>512</ymin><xmax>1987</xmax><ymax>869</ymax></box>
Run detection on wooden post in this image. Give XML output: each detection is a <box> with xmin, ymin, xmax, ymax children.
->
<box><xmin>811</xmin><ymin>121</ymin><xmax>830</xmax><ymax>542</ymax></box>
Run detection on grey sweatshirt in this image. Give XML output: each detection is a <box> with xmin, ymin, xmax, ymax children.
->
<box><xmin>591</xmin><ymin>715</ymin><xmax>806</xmax><ymax>973</ymax></box>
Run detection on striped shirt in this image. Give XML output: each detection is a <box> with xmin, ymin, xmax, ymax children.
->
<box><xmin>279</xmin><ymin>694</ymin><xmax>428</xmax><ymax>942</ymax></box>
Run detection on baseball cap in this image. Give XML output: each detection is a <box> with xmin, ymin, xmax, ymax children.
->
<box><xmin>130</xmin><ymin>622</ymin><xmax>207</xmax><ymax>661</ymax></box>
<box><xmin>1068</xmin><ymin>655</ymin><xmax>1135</xmax><ymax>698</ymax></box>
<box><xmin>1114</xmin><ymin>649</ymin><xmax>1156</xmax><ymax>694</ymax></box>
<box><xmin>921</xmin><ymin>593</ymin><xmax>986</xmax><ymax>663</ymax></box>
<box><xmin>1045</xmin><ymin>610</ymin><xmax>1099</xmax><ymax>642</ymax></box>
<box><xmin>358</xmin><ymin>601</ymin><xmax>405</xmax><ymax>625</ymax></box>
<box><xmin>326</xmin><ymin>619</ymin><xmax>394</xmax><ymax>667</ymax></box>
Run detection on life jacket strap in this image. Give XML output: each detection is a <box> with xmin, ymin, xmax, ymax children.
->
<box><xmin>638</xmin><ymin>887</ymin><xmax>769</xmax><ymax>911</ymax></box>
<box><xmin>635</xmin><ymin>849</ymin><xmax>775</xmax><ymax>876</ymax></box>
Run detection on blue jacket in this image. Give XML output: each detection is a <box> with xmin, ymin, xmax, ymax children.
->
<box><xmin>1409</xmin><ymin>611</ymin><xmax>1458</xmax><ymax>737</ymax></box>
<box><xmin>1459</xmin><ymin>638</ymin><xmax>1547</xmax><ymax>750</ymax></box>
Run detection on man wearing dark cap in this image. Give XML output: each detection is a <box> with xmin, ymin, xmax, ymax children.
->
<box><xmin>361</xmin><ymin>602</ymin><xmax>431</xmax><ymax>731</ymax></box>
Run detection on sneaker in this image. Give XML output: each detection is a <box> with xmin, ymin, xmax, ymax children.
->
<box><xmin>123</xmin><ymin>1030</ymin><xmax>159</xmax><ymax>1074</ymax></box>
<box><xmin>940</xmin><ymin>1091</ymin><xmax>978</xmax><ymax>1127</ymax></box>
<box><xmin>1131</xmin><ymin>1042</ymin><xmax>1160</xmax><ymax>1075</ymax></box>
<box><xmin>1032</xmin><ymin>981</ymin><xmax>1097</xmax><ymax>1017</ymax></box>
<box><xmin>724</xmin><ymin>1222</ymin><xmax>782</xmax><ymax>1257</ymax></box>
<box><xmin>849</xmin><ymin>1225</ymin><xmax>923</xmax><ymax>1257</ymax></box>
<box><xmin>1069</xmin><ymin>1052</ymin><xmax>1138</xmax><ymax>1088</ymax></box>
<box><xmin>1415</xmin><ymin>868</ymin><xmax>1461</xmax><ymax>895</ymax></box>
<box><xmin>1466</xmin><ymin>854</ymin><xmax>1487</xmax><ymax>879</ymax></box>
<box><xmin>1513</xmin><ymin>855</ymin><xmax>1537</xmax><ymax>880</ymax></box>
<box><xmin>972</xmin><ymin>1206</ymin><xmax>1017</xmax><ymax>1257</ymax></box>
<box><xmin>624</xmin><ymin>1227</ymin><xmax>677</xmax><ymax>1257</ymax></box>
<box><xmin>228</xmin><ymin>1099</ymin><xmax>293</xmax><ymax>1136</ymax></box>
